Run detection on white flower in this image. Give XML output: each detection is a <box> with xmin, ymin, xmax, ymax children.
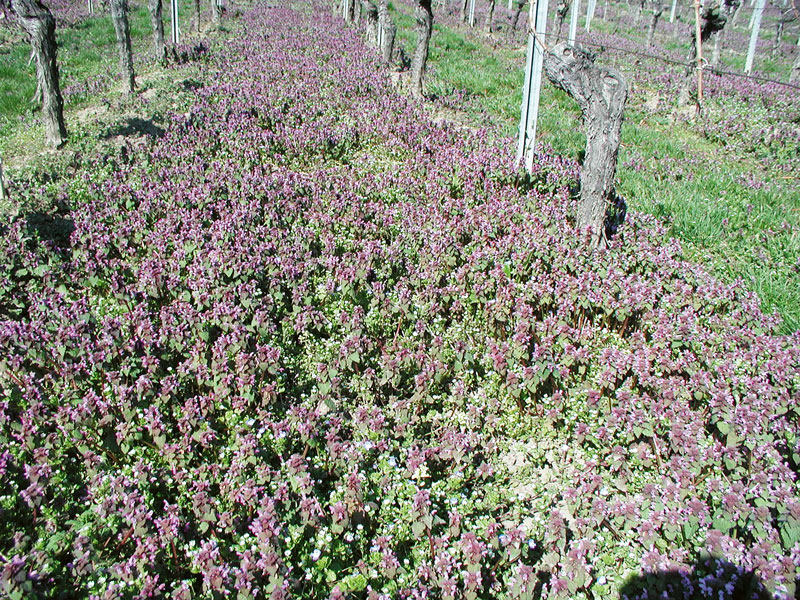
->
<box><xmin>311</xmin><ymin>549</ymin><xmax>322</xmax><ymax>562</ymax></box>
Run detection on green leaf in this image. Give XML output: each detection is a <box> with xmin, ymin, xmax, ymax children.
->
<box><xmin>683</xmin><ymin>519</ymin><xmax>699</xmax><ymax>541</ymax></box>
<box><xmin>411</xmin><ymin>521</ymin><xmax>426</xmax><ymax>537</ymax></box>
<box><xmin>780</xmin><ymin>523</ymin><xmax>800</xmax><ymax>549</ymax></box>
<box><xmin>712</xmin><ymin>515</ymin><xmax>733</xmax><ymax>534</ymax></box>
<box><xmin>339</xmin><ymin>573</ymin><xmax>368</xmax><ymax>593</ymax></box>
<box><xmin>725</xmin><ymin>431</ymin><xmax>740</xmax><ymax>448</ymax></box>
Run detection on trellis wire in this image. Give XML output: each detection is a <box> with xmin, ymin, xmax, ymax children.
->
<box><xmin>537</xmin><ymin>30</ymin><xmax>800</xmax><ymax>90</ymax></box>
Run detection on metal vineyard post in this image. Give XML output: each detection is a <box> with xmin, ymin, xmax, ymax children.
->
<box><xmin>516</xmin><ymin>0</ymin><xmax>549</xmax><ymax>173</ymax></box>
<box><xmin>745</xmin><ymin>0</ymin><xmax>764</xmax><ymax>74</ymax></box>
<box><xmin>171</xmin><ymin>0</ymin><xmax>179</xmax><ymax>44</ymax></box>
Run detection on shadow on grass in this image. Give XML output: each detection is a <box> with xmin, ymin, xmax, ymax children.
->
<box><xmin>618</xmin><ymin>556</ymin><xmax>774</xmax><ymax>600</ymax></box>
<box><xmin>102</xmin><ymin>117</ymin><xmax>166</xmax><ymax>139</ymax></box>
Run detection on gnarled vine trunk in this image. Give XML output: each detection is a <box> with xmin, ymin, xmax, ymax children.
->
<box><xmin>110</xmin><ymin>0</ymin><xmax>135</xmax><ymax>94</ymax></box>
<box><xmin>771</xmin><ymin>17</ymin><xmax>785</xmax><ymax>56</ymax></box>
<box><xmin>634</xmin><ymin>0</ymin><xmax>646</xmax><ymax>25</ymax></box>
<box><xmin>378</xmin><ymin>0</ymin><xmax>388</xmax><ymax>30</ymax></box>
<box><xmin>711</xmin><ymin>26</ymin><xmax>723</xmax><ymax>64</ymax></box>
<box><xmin>11</xmin><ymin>0</ymin><xmax>67</xmax><ymax>147</ymax></box>
<box><xmin>646</xmin><ymin>0</ymin><xmax>664</xmax><ymax>46</ymax></box>
<box><xmin>790</xmin><ymin>52</ymin><xmax>800</xmax><ymax>83</ymax></box>
<box><xmin>363</xmin><ymin>0</ymin><xmax>379</xmax><ymax>47</ymax></box>
<box><xmin>484</xmin><ymin>0</ymin><xmax>495</xmax><ymax>32</ymax></box>
<box><xmin>543</xmin><ymin>43</ymin><xmax>628</xmax><ymax>247</ymax></box>
<box><xmin>381</xmin><ymin>20</ymin><xmax>396</xmax><ymax>62</ymax></box>
<box><xmin>730</xmin><ymin>0</ymin><xmax>743</xmax><ymax>25</ymax></box>
<box><xmin>512</xmin><ymin>0</ymin><xmax>526</xmax><ymax>29</ymax></box>
<box><xmin>410</xmin><ymin>0</ymin><xmax>433</xmax><ymax>98</ymax></box>
<box><xmin>147</xmin><ymin>0</ymin><xmax>166</xmax><ymax>60</ymax></box>
<box><xmin>555</xmin><ymin>0</ymin><xmax>569</xmax><ymax>38</ymax></box>
<box><xmin>378</xmin><ymin>0</ymin><xmax>395</xmax><ymax>62</ymax></box>
<box><xmin>710</xmin><ymin>0</ymin><xmax>737</xmax><ymax>66</ymax></box>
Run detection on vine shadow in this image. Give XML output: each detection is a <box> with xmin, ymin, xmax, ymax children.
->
<box><xmin>618</xmin><ymin>556</ymin><xmax>774</xmax><ymax>600</ymax></box>
<box><xmin>101</xmin><ymin>117</ymin><xmax>166</xmax><ymax>140</ymax></box>
<box><xmin>26</xmin><ymin>212</ymin><xmax>76</xmax><ymax>250</ymax></box>
<box><xmin>604</xmin><ymin>191</ymin><xmax>627</xmax><ymax>240</ymax></box>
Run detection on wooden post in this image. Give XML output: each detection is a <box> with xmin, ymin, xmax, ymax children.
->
<box><xmin>88</xmin><ymin>0</ymin><xmax>94</xmax><ymax>14</ymax></box>
<box><xmin>585</xmin><ymin>0</ymin><xmax>596</xmax><ymax>30</ymax></box>
<box><xmin>669</xmin><ymin>0</ymin><xmax>677</xmax><ymax>21</ymax></box>
<box><xmin>468</xmin><ymin>0</ymin><xmax>475</xmax><ymax>26</ymax></box>
<box><xmin>745</xmin><ymin>0</ymin><xmax>764</xmax><ymax>73</ymax></box>
<box><xmin>171</xmin><ymin>0</ymin><xmax>179</xmax><ymax>44</ymax></box>
<box><xmin>693</xmin><ymin>0</ymin><xmax>703</xmax><ymax>108</ymax></box>
<box><xmin>516</xmin><ymin>0</ymin><xmax>549</xmax><ymax>173</ymax></box>
<box><xmin>568</xmin><ymin>0</ymin><xmax>580</xmax><ymax>44</ymax></box>
<box><xmin>508</xmin><ymin>0</ymin><xmax>513</xmax><ymax>10</ymax></box>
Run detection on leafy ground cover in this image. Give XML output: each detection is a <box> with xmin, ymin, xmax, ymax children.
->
<box><xmin>388</xmin><ymin>0</ymin><xmax>800</xmax><ymax>333</ymax></box>
<box><xmin>1</xmin><ymin>1</ymin><xmax>800</xmax><ymax>599</ymax></box>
